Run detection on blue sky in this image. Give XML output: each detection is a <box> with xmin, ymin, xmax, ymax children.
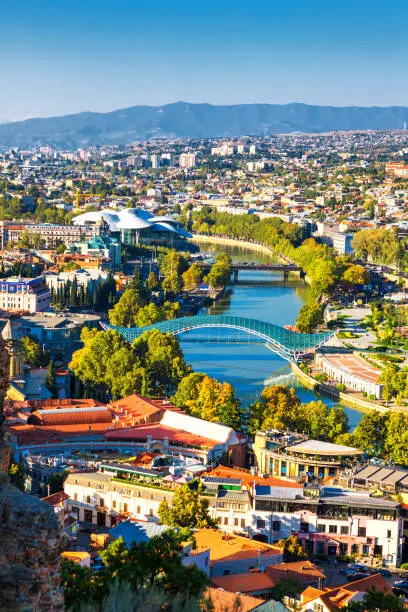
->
<box><xmin>1</xmin><ymin>0</ymin><xmax>408</xmax><ymax>120</ymax></box>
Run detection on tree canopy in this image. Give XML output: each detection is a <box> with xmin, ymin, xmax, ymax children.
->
<box><xmin>158</xmin><ymin>485</ymin><xmax>216</xmax><ymax>529</ymax></box>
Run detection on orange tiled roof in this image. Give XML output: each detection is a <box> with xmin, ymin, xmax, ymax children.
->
<box><xmin>31</xmin><ymin>406</ymin><xmax>112</xmax><ymax>426</ymax></box>
<box><xmin>266</xmin><ymin>560</ymin><xmax>325</xmax><ymax>584</ymax></box>
<box><xmin>303</xmin><ymin>574</ymin><xmax>392</xmax><ymax>610</ymax></box>
<box><xmin>41</xmin><ymin>491</ymin><xmax>69</xmax><ymax>506</ymax></box>
<box><xmin>105</xmin><ymin>423</ymin><xmax>219</xmax><ymax>449</ymax></box>
<box><xmin>8</xmin><ymin>422</ymin><xmax>111</xmax><ymax>445</ymax></box>
<box><xmin>208</xmin><ymin>465</ymin><xmax>302</xmax><ymax>489</ymax></box>
<box><xmin>205</xmin><ymin>587</ymin><xmax>263</xmax><ymax>612</ymax></box>
<box><xmin>212</xmin><ymin>571</ymin><xmax>276</xmax><ymax>594</ymax></box>
<box><xmin>194</xmin><ymin>529</ymin><xmax>282</xmax><ymax>563</ymax></box>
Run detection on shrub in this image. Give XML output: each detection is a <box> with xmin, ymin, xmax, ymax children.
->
<box><xmin>336</xmin><ymin>383</ymin><xmax>346</xmax><ymax>392</ymax></box>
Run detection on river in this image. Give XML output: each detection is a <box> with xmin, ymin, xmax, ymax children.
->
<box><xmin>180</xmin><ymin>241</ymin><xmax>362</xmax><ymax>430</ymax></box>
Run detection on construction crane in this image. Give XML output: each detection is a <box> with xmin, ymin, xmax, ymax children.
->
<box><xmin>74</xmin><ymin>191</ymin><xmax>101</xmax><ymax>209</ymax></box>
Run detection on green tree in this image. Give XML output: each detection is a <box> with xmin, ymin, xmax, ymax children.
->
<box><xmin>132</xmin><ymin>329</ymin><xmax>190</xmax><ymax>396</ymax></box>
<box><xmin>342</xmin><ymin>264</ymin><xmax>370</xmax><ymax>286</ymax></box>
<box><xmin>162</xmin><ymin>272</ymin><xmax>183</xmax><ymax>295</ymax></box>
<box><xmin>296</xmin><ymin>303</ymin><xmax>323</xmax><ymax>333</ymax></box>
<box><xmin>352</xmin><ymin>412</ymin><xmax>388</xmax><ymax>457</ymax></box>
<box><xmin>158</xmin><ymin>485</ymin><xmax>216</xmax><ymax>528</ymax></box>
<box><xmin>109</xmin><ymin>289</ymin><xmax>143</xmax><ymax>327</ymax></box>
<box><xmin>247</xmin><ymin>385</ymin><xmax>301</xmax><ymax>434</ymax></box>
<box><xmin>21</xmin><ymin>335</ymin><xmax>49</xmax><ymax>367</ymax></box>
<box><xmin>276</xmin><ymin>535</ymin><xmax>306</xmax><ymax>562</ymax></box>
<box><xmin>45</xmin><ymin>359</ymin><xmax>58</xmax><ymax>398</ymax></box>
<box><xmin>384</xmin><ymin>412</ymin><xmax>408</xmax><ymax>465</ymax></box>
<box><xmin>182</xmin><ymin>263</ymin><xmax>202</xmax><ymax>290</ymax></box>
<box><xmin>147</xmin><ymin>270</ymin><xmax>160</xmax><ymax>292</ymax></box>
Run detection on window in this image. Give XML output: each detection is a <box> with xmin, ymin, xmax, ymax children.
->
<box><xmin>257</xmin><ymin>519</ymin><xmax>266</xmax><ymax>529</ymax></box>
<box><xmin>224</xmin><ymin>517</ymin><xmax>229</xmax><ymax>525</ymax></box>
<box><xmin>74</xmin><ymin>493</ymin><xmax>78</xmax><ymax>501</ymax></box>
<box><xmin>86</xmin><ymin>495</ymin><xmax>91</xmax><ymax>504</ymax></box>
<box><xmin>137</xmin><ymin>506</ymin><xmax>141</xmax><ymax>514</ymax></box>
<box><xmin>340</xmin><ymin>526</ymin><xmax>349</xmax><ymax>535</ymax></box>
<box><xmin>363</xmin><ymin>545</ymin><xmax>370</xmax><ymax>555</ymax></box>
<box><xmin>329</xmin><ymin>524</ymin><xmax>337</xmax><ymax>534</ymax></box>
<box><xmin>112</xmin><ymin>500</ymin><xmax>116</xmax><ymax>509</ymax></box>
<box><xmin>317</xmin><ymin>524</ymin><xmax>326</xmax><ymax>533</ymax></box>
<box><xmin>223</xmin><ymin>570</ymin><xmax>231</xmax><ymax>576</ymax></box>
<box><xmin>149</xmin><ymin>508</ymin><xmax>153</xmax><ymax>516</ymax></box>
<box><xmin>272</xmin><ymin>520</ymin><xmax>281</xmax><ymax>531</ymax></box>
<box><xmin>234</xmin><ymin>518</ymin><xmax>239</xmax><ymax>527</ymax></box>
<box><xmin>387</xmin><ymin>529</ymin><xmax>392</xmax><ymax>539</ymax></box>
<box><xmin>300</xmin><ymin>522</ymin><xmax>309</xmax><ymax>533</ymax></box>
<box><xmin>123</xmin><ymin>503</ymin><xmax>128</xmax><ymax>513</ymax></box>
<box><xmin>99</xmin><ymin>498</ymin><xmax>105</xmax><ymax>507</ymax></box>
<box><xmin>358</xmin><ymin>527</ymin><xmax>366</xmax><ymax>537</ymax></box>
<box><xmin>241</xmin><ymin>519</ymin><xmax>246</xmax><ymax>528</ymax></box>
<box><xmin>218</xmin><ymin>517</ymin><xmax>222</xmax><ymax>525</ymax></box>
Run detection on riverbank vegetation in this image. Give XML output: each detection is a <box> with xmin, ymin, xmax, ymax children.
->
<box><xmin>187</xmin><ymin>208</ymin><xmax>368</xmax><ymax>301</ymax></box>
<box><xmin>247</xmin><ymin>385</ymin><xmax>349</xmax><ymax>441</ymax></box>
<box><xmin>339</xmin><ymin>411</ymin><xmax>408</xmax><ymax>465</ymax></box>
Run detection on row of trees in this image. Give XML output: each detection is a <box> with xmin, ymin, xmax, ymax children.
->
<box><xmin>189</xmin><ymin>209</ymin><xmax>369</xmax><ymax>299</ymax></box>
<box><xmin>247</xmin><ymin>385</ymin><xmax>349</xmax><ymax>440</ymax></box>
<box><xmin>70</xmin><ymin>328</ymin><xmax>190</xmax><ymax>399</ymax></box>
<box><xmin>352</xmin><ymin>227</ymin><xmax>404</xmax><ymax>268</ymax></box>
<box><xmin>339</xmin><ymin>411</ymin><xmax>408</xmax><ymax>466</ymax></box>
<box><xmin>50</xmin><ymin>274</ymin><xmax>117</xmax><ymax>311</ymax></box>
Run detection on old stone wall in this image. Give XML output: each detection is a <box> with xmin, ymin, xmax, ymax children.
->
<box><xmin>0</xmin><ymin>486</ymin><xmax>65</xmax><ymax>611</ymax></box>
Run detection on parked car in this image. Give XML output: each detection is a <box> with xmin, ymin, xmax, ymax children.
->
<box><xmin>375</xmin><ymin>568</ymin><xmax>391</xmax><ymax>577</ymax></box>
<box><xmin>394</xmin><ymin>579</ymin><xmax>408</xmax><ymax>589</ymax></box>
<box><xmin>347</xmin><ymin>572</ymin><xmax>371</xmax><ymax>582</ymax></box>
<box><xmin>392</xmin><ymin>585</ymin><xmax>408</xmax><ymax>597</ymax></box>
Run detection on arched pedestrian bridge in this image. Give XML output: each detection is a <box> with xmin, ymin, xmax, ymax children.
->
<box><xmin>103</xmin><ymin>315</ymin><xmax>334</xmax><ymax>363</ymax></box>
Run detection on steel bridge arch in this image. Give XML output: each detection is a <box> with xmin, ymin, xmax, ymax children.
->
<box><xmin>102</xmin><ymin>315</ymin><xmax>334</xmax><ymax>363</ymax></box>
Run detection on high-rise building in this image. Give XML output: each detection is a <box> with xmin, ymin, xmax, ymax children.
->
<box><xmin>249</xmin><ymin>145</ymin><xmax>257</xmax><ymax>155</ymax></box>
<box><xmin>150</xmin><ymin>154</ymin><xmax>161</xmax><ymax>169</ymax></box>
<box><xmin>179</xmin><ymin>153</ymin><xmax>196</xmax><ymax>168</ymax></box>
<box><xmin>161</xmin><ymin>153</ymin><xmax>175</xmax><ymax>166</ymax></box>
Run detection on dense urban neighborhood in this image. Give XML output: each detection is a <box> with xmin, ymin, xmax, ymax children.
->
<box><xmin>4</xmin><ymin>130</ymin><xmax>408</xmax><ymax>611</ymax></box>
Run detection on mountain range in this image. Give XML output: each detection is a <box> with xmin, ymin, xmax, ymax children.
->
<box><xmin>1</xmin><ymin>102</ymin><xmax>408</xmax><ymax>149</ymax></box>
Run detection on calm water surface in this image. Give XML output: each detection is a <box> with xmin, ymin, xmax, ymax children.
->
<box><xmin>180</xmin><ymin>242</ymin><xmax>362</xmax><ymax>430</ymax></box>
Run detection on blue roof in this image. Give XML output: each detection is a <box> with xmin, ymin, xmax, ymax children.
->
<box><xmin>109</xmin><ymin>520</ymin><xmax>169</xmax><ymax>547</ymax></box>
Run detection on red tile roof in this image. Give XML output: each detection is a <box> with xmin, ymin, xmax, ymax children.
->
<box><xmin>208</xmin><ymin>466</ymin><xmax>303</xmax><ymax>489</ymax></box>
<box><xmin>105</xmin><ymin>423</ymin><xmax>218</xmax><ymax>449</ymax></box>
<box><xmin>205</xmin><ymin>587</ymin><xmax>263</xmax><ymax>611</ymax></box>
<box><xmin>212</xmin><ymin>571</ymin><xmax>276</xmax><ymax>594</ymax></box>
<box><xmin>30</xmin><ymin>406</ymin><xmax>112</xmax><ymax>426</ymax></box>
<box><xmin>41</xmin><ymin>491</ymin><xmax>69</xmax><ymax>506</ymax></box>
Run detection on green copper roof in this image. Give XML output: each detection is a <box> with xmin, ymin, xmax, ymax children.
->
<box><xmin>105</xmin><ymin>315</ymin><xmax>334</xmax><ymax>362</ymax></box>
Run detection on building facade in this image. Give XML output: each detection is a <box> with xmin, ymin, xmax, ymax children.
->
<box><xmin>0</xmin><ymin>276</ymin><xmax>50</xmax><ymax>313</ymax></box>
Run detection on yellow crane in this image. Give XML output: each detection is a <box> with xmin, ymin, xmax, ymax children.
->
<box><xmin>74</xmin><ymin>191</ymin><xmax>101</xmax><ymax>209</ymax></box>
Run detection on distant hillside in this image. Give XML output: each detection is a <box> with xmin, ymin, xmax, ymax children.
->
<box><xmin>0</xmin><ymin>102</ymin><xmax>408</xmax><ymax>148</ymax></box>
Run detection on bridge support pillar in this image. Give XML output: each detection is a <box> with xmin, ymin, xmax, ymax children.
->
<box><xmin>283</xmin><ymin>269</ymin><xmax>289</xmax><ymax>282</ymax></box>
<box><xmin>233</xmin><ymin>269</ymin><xmax>239</xmax><ymax>283</ymax></box>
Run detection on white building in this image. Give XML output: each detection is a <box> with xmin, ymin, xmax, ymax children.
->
<box><xmin>150</xmin><ymin>154</ymin><xmax>160</xmax><ymax>169</ymax></box>
<box><xmin>0</xmin><ymin>277</ymin><xmax>50</xmax><ymax>313</ymax></box>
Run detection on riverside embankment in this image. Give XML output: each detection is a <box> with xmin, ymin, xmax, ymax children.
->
<box><xmin>185</xmin><ymin>237</ymin><xmax>364</xmax><ymax>429</ymax></box>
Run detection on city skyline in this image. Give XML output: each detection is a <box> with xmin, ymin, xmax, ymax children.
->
<box><xmin>1</xmin><ymin>0</ymin><xmax>408</xmax><ymax>121</ymax></box>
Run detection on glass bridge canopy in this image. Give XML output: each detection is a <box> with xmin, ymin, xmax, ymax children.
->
<box><xmin>104</xmin><ymin>315</ymin><xmax>334</xmax><ymax>361</ymax></box>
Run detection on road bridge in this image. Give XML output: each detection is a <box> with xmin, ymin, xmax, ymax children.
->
<box><xmin>104</xmin><ymin>315</ymin><xmax>334</xmax><ymax>363</ymax></box>
<box><xmin>196</xmin><ymin>261</ymin><xmax>303</xmax><ymax>281</ymax></box>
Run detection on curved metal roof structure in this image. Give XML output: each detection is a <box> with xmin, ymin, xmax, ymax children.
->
<box><xmin>104</xmin><ymin>315</ymin><xmax>334</xmax><ymax>362</ymax></box>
